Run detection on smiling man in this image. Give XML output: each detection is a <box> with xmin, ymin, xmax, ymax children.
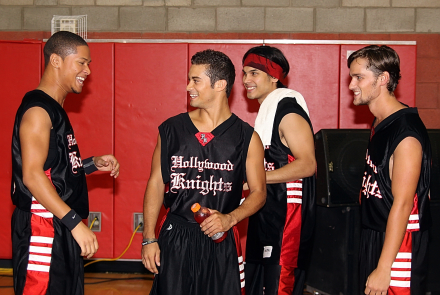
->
<box><xmin>11</xmin><ymin>31</ymin><xmax>120</xmax><ymax>295</ymax></box>
<box><xmin>242</xmin><ymin>45</ymin><xmax>316</xmax><ymax>295</ymax></box>
<box><xmin>348</xmin><ymin>45</ymin><xmax>431</xmax><ymax>295</ymax></box>
<box><xmin>141</xmin><ymin>49</ymin><xmax>266</xmax><ymax>295</ymax></box>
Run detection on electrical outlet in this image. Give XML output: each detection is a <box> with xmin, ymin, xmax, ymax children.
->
<box><xmin>133</xmin><ymin>213</ymin><xmax>144</xmax><ymax>232</ymax></box>
<box><xmin>88</xmin><ymin>212</ymin><xmax>101</xmax><ymax>232</ymax></box>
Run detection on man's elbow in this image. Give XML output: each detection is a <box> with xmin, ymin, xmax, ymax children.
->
<box><xmin>257</xmin><ymin>189</ymin><xmax>267</xmax><ymax>209</ymax></box>
<box><xmin>304</xmin><ymin>158</ymin><xmax>316</xmax><ymax>177</ymax></box>
<box><xmin>22</xmin><ymin>170</ymin><xmax>37</xmax><ymax>189</ymax></box>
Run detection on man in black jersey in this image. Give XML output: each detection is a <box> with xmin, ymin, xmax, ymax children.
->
<box><xmin>348</xmin><ymin>45</ymin><xmax>431</xmax><ymax>295</ymax></box>
<box><xmin>141</xmin><ymin>49</ymin><xmax>266</xmax><ymax>295</ymax></box>
<box><xmin>11</xmin><ymin>31</ymin><xmax>119</xmax><ymax>295</ymax></box>
<box><xmin>242</xmin><ymin>46</ymin><xmax>316</xmax><ymax>295</ymax></box>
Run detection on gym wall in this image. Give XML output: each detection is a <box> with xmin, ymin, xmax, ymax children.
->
<box><xmin>0</xmin><ymin>40</ymin><xmax>416</xmax><ymax>260</ymax></box>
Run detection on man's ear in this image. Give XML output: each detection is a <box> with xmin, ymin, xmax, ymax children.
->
<box><xmin>379</xmin><ymin>71</ymin><xmax>390</xmax><ymax>87</ymax></box>
<box><xmin>269</xmin><ymin>76</ymin><xmax>279</xmax><ymax>84</ymax></box>
<box><xmin>215</xmin><ymin>79</ymin><xmax>227</xmax><ymax>92</ymax></box>
<box><xmin>50</xmin><ymin>53</ymin><xmax>62</xmax><ymax>69</ymax></box>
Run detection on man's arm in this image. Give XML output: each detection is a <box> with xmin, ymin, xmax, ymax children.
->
<box><xmin>364</xmin><ymin>137</ymin><xmax>422</xmax><ymax>294</ymax></box>
<box><xmin>20</xmin><ymin>107</ymin><xmax>98</xmax><ymax>258</ymax></box>
<box><xmin>266</xmin><ymin>113</ymin><xmax>316</xmax><ymax>184</ymax></box>
<box><xmin>141</xmin><ymin>133</ymin><xmax>165</xmax><ymax>274</ymax></box>
<box><xmin>201</xmin><ymin>131</ymin><xmax>266</xmax><ymax>237</ymax></box>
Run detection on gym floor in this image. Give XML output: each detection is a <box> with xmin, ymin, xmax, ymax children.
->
<box><xmin>0</xmin><ymin>269</ymin><xmax>315</xmax><ymax>294</ymax></box>
<box><xmin>0</xmin><ymin>270</ymin><xmax>153</xmax><ymax>295</ymax></box>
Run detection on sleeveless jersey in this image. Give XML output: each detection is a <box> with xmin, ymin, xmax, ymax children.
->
<box><xmin>246</xmin><ymin>97</ymin><xmax>316</xmax><ymax>269</ymax></box>
<box><xmin>361</xmin><ymin>107</ymin><xmax>431</xmax><ymax>232</ymax></box>
<box><xmin>11</xmin><ymin>90</ymin><xmax>89</xmax><ymax>218</ymax></box>
<box><xmin>159</xmin><ymin>113</ymin><xmax>253</xmax><ymax>222</ymax></box>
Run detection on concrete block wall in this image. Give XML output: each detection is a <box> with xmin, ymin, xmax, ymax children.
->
<box><xmin>0</xmin><ymin>1</ymin><xmax>439</xmax><ymax>33</ymax></box>
<box><xmin>0</xmin><ymin>1</ymin><xmax>439</xmax><ymax>128</ymax></box>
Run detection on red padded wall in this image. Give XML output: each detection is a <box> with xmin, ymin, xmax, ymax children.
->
<box><xmin>114</xmin><ymin>44</ymin><xmax>188</xmax><ymax>259</ymax></box>
<box><xmin>269</xmin><ymin>44</ymin><xmax>340</xmax><ymax>132</ymax></box>
<box><xmin>339</xmin><ymin>44</ymin><xmax>416</xmax><ymax>128</ymax></box>
<box><xmin>64</xmin><ymin>43</ymin><xmax>115</xmax><ymax>258</ymax></box>
<box><xmin>0</xmin><ymin>41</ymin><xmax>42</xmax><ymax>259</ymax></box>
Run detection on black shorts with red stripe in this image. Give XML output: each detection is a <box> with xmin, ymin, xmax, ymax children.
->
<box><xmin>359</xmin><ymin>228</ymin><xmax>429</xmax><ymax>295</ymax></box>
<box><xmin>149</xmin><ymin>213</ymin><xmax>244</xmax><ymax>295</ymax></box>
<box><xmin>12</xmin><ymin>207</ymin><xmax>84</xmax><ymax>295</ymax></box>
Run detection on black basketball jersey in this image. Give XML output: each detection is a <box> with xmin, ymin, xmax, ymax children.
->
<box><xmin>361</xmin><ymin>107</ymin><xmax>431</xmax><ymax>232</ymax></box>
<box><xmin>159</xmin><ymin>113</ymin><xmax>253</xmax><ymax>222</ymax></box>
<box><xmin>246</xmin><ymin>97</ymin><xmax>316</xmax><ymax>269</ymax></box>
<box><xmin>11</xmin><ymin>90</ymin><xmax>89</xmax><ymax>218</ymax></box>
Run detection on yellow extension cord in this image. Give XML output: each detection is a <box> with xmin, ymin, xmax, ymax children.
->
<box><xmin>84</xmin><ymin>218</ymin><xmax>142</xmax><ymax>268</ymax></box>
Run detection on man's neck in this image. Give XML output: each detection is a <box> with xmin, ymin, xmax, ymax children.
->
<box><xmin>190</xmin><ymin>96</ymin><xmax>232</xmax><ymax>132</ymax></box>
<box><xmin>369</xmin><ymin>93</ymin><xmax>405</xmax><ymax>127</ymax></box>
<box><xmin>37</xmin><ymin>72</ymin><xmax>68</xmax><ymax>107</ymax></box>
<box><xmin>258</xmin><ymin>85</ymin><xmax>279</xmax><ymax>105</ymax></box>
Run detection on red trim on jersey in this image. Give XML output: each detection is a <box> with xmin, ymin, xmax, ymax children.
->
<box><xmin>279</xmin><ymin>155</ymin><xmax>302</xmax><ymax>268</ymax></box>
<box><xmin>44</xmin><ymin>168</ymin><xmax>53</xmax><ymax>184</ymax></box>
<box><xmin>233</xmin><ymin>226</ymin><xmax>246</xmax><ymax>295</ymax></box>
<box><xmin>277</xmin><ymin>265</ymin><xmax>296</xmax><ymax>295</ymax></box>
<box><xmin>156</xmin><ymin>208</ymin><xmax>171</xmax><ymax>238</ymax></box>
<box><xmin>389</xmin><ymin>232</ymin><xmax>412</xmax><ymax>295</ymax></box>
<box><xmin>195</xmin><ymin>132</ymin><xmax>214</xmax><ymax>146</ymax></box>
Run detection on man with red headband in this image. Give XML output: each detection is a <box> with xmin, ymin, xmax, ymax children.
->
<box><xmin>242</xmin><ymin>45</ymin><xmax>316</xmax><ymax>295</ymax></box>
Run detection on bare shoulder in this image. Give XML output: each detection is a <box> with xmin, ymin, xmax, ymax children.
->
<box><xmin>20</xmin><ymin>106</ymin><xmax>52</xmax><ymax>132</ymax></box>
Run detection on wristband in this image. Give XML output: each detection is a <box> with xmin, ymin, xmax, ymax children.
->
<box><xmin>61</xmin><ymin>209</ymin><xmax>81</xmax><ymax>231</ymax></box>
<box><xmin>83</xmin><ymin>157</ymin><xmax>98</xmax><ymax>175</ymax></box>
<box><xmin>142</xmin><ymin>238</ymin><xmax>158</xmax><ymax>246</ymax></box>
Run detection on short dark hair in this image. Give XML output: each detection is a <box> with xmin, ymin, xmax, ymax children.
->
<box><xmin>191</xmin><ymin>49</ymin><xmax>236</xmax><ymax>98</ymax></box>
<box><xmin>347</xmin><ymin>45</ymin><xmax>401</xmax><ymax>93</ymax></box>
<box><xmin>242</xmin><ymin>45</ymin><xmax>290</xmax><ymax>88</ymax></box>
<box><xmin>44</xmin><ymin>31</ymin><xmax>88</xmax><ymax>66</ymax></box>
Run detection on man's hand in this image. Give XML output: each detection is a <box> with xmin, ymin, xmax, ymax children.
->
<box><xmin>71</xmin><ymin>222</ymin><xmax>99</xmax><ymax>259</ymax></box>
<box><xmin>365</xmin><ymin>266</ymin><xmax>391</xmax><ymax>295</ymax></box>
<box><xmin>200</xmin><ymin>209</ymin><xmax>235</xmax><ymax>238</ymax></box>
<box><xmin>93</xmin><ymin>155</ymin><xmax>120</xmax><ymax>178</ymax></box>
<box><xmin>142</xmin><ymin>243</ymin><xmax>160</xmax><ymax>274</ymax></box>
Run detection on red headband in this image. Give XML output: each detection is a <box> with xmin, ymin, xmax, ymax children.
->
<box><xmin>243</xmin><ymin>53</ymin><xmax>284</xmax><ymax>80</ymax></box>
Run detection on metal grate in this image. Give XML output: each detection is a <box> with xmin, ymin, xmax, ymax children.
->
<box><xmin>51</xmin><ymin>15</ymin><xmax>87</xmax><ymax>40</ymax></box>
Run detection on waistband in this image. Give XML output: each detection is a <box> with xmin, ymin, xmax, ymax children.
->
<box><xmin>166</xmin><ymin>212</ymin><xmax>201</xmax><ymax>228</ymax></box>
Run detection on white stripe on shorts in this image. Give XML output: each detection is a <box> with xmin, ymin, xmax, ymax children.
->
<box><xmin>27</xmin><ymin>263</ymin><xmax>50</xmax><ymax>273</ymax></box>
<box><xmin>390</xmin><ymin>280</ymin><xmax>410</xmax><ymax>288</ymax></box>
<box><xmin>287</xmin><ymin>198</ymin><xmax>302</xmax><ymax>204</ymax></box>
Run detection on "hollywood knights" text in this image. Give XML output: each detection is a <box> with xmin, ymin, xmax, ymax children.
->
<box><xmin>170</xmin><ymin>173</ymin><xmax>232</xmax><ymax>196</ymax></box>
<box><xmin>171</xmin><ymin>156</ymin><xmax>234</xmax><ymax>172</ymax></box>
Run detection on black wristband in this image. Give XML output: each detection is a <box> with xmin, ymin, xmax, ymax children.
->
<box><xmin>61</xmin><ymin>209</ymin><xmax>81</xmax><ymax>231</ymax></box>
<box><xmin>83</xmin><ymin>157</ymin><xmax>98</xmax><ymax>175</ymax></box>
